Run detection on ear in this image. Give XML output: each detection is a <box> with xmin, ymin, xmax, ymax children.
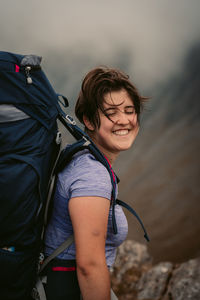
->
<box><xmin>83</xmin><ymin>115</ymin><xmax>95</xmax><ymax>131</ymax></box>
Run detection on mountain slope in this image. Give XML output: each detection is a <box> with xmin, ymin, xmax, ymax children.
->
<box><xmin>115</xmin><ymin>43</ymin><xmax>200</xmax><ymax>263</ymax></box>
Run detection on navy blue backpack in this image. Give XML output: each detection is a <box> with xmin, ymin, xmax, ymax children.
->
<box><xmin>0</xmin><ymin>51</ymin><xmax>68</xmax><ymax>299</ymax></box>
<box><xmin>0</xmin><ymin>51</ymin><xmax>149</xmax><ymax>300</ymax></box>
<box><xmin>0</xmin><ymin>52</ymin><xmax>63</xmax><ymax>250</ymax></box>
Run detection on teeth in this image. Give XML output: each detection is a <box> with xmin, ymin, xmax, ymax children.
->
<box><xmin>113</xmin><ymin>130</ymin><xmax>129</xmax><ymax>136</ymax></box>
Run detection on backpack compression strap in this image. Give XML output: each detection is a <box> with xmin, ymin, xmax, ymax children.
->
<box><xmin>39</xmin><ymin>235</ymin><xmax>74</xmax><ymax>274</ymax></box>
<box><xmin>34</xmin><ymin>235</ymin><xmax>74</xmax><ymax>300</ymax></box>
<box><xmin>36</xmin><ymin>234</ymin><xmax>117</xmax><ymax>300</ymax></box>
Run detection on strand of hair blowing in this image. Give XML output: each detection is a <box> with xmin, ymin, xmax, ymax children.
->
<box><xmin>75</xmin><ymin>66</ymin><xmax>148</xmax><ymax>128</ymax></box>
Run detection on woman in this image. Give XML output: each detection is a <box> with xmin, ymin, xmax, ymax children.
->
<box><xmin>44</xmin><ymin>67</ymin><xmax>146</xmax><ymax>299</ymax></box>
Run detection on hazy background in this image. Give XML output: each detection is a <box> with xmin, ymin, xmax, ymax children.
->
<box><xmin>1</xmin><ymin>0</ymin><xmax>200</xmax><ymax>263</ymax></box>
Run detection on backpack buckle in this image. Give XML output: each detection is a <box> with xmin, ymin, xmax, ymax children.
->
<box><xmin>83</xmin><ymin>136</ymin><xmax>91</xmax><ymax>146</ymax></box>
<box><xmin>56</xmin><ymin>131</ymin><xmax>62</xmax><ymax>144</ymax></box>
<box><xmin>65</xmin><ymin>115</ymin><xmax>76</xmax><ymax>125</ymax></box>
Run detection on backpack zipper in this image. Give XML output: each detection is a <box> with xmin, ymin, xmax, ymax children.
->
<box><xmin>25</xmin><ymin>66</ymin><xmax>33</xmax><ymax>84</ymax></box>
<box><xmin>24</xmin><ymin>65</ymin><xmax>41</xmax><ymax>84</ymax></box>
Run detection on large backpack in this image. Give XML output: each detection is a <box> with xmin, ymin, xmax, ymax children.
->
<box><xmin>0</xmin><ymin>51</ymin><xmax>149</xmax><ymax>300</ymax></box>
<box><xmin>0</xmin><ymin>51</ymin><xmax>69</xmax><ymax>299</ymax></box>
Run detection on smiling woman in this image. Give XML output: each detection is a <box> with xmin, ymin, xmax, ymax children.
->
<box><xmin>83</xmin><ymin>89</ymin><xmax>139</xmax><ymax>163</ymax></box>
<box><xmin>44</xmin><ymin>66</ymin><xmax>147</xmax><ymax>300</ymax></box>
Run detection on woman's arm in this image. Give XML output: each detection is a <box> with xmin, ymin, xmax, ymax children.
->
<box><xmin>69</xmin><ymin>196</ymin><xmax>111</xmax><ymax>300</ymax></box>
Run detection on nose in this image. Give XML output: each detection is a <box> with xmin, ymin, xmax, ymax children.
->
<box><xmin>115</xmin><ymin>110</ymin><xmax>130</xmax><ymax>124</ymax></box>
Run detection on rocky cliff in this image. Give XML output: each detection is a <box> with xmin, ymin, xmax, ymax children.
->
<box><xmin>111</xmin><ymin>240</ymin><xmax>200</xmax><ymax>300</ymax></box>
<box><xmin>114</xmin><ymin>43</ymin><xmax>200</xmax><ymax>263</ymax></box>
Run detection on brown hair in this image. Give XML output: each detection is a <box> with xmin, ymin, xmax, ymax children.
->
<box><xmin>75</xmin><ymin>66</ymin><xmax>147</xmax><ymax>129</ymax></box>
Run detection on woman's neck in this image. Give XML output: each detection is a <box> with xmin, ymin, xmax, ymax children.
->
<box><xmin>87</xmin><ymin>131</ymin><xmax>119</xmax><ymax>165</ymax></box>
<box><xmin>92</xmin><ymin>141</ymin><xmax>119</xmax><ymax>165</ymax></box>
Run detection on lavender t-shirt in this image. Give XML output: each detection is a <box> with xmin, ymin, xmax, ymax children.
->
<box><xmin>45</xmin><ymin>149</ymin><xmax>128</xmax><ymax>267</ymax></box>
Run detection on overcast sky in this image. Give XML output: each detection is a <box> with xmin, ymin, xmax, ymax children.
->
<box><xmin>0</xmin><ymin>0</ymin><xmax>200</xmax><ymax>93</ymax></box>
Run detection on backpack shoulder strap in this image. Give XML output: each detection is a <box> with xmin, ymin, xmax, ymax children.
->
<box><xmin>55</xmin><ymin>138</ymin><xmax>91</xmax><ymax>174</ymax></box>
<box><xmin>86</xmin><ymin>142</ymin><xmax>118</xmax><ymax>234</ymax></box>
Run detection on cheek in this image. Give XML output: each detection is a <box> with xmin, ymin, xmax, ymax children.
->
<box><xmin>131</xmin><ymin>114</ymin><xmax>138</xmax><ymax>125</ymax></box>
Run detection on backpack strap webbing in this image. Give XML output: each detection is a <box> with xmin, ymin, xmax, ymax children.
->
<box><xmin>34</xmin><ymin>236</ymin><xmax>74</xmax><ymax>300</ymax></box>
<box><xmin>86</xmin><ymin>143</ymin><xmax>118</xmax><ymax>234</ymax></box>
<box><xmin>55</xmin><ymin>138</ymin><xmax>91</xmax><ymax>174</ymax></box>
<box><xmin>116</xmin><ymin>199</ymin><xmax>150</xmax><ymax>242</ymax></box>
<box><xmin>39</xmin><ymin>235</ymin><xmax>74</xmax><ymax>274</ymax></box>
<box><xmin>36</xmin><ymin>233</ymin><xmax>117</xmax><ymax>300</ymax></box>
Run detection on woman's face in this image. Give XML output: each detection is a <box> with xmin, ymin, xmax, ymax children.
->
<box><xmin>85</xmin><ymin>89</ymin><xmax>139</xmax><ymax>163</ymax></box>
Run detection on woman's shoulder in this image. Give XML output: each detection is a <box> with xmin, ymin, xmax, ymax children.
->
<box><xmin>73</xmin><ymin>149</ymin><xmax>108</xmax><ymax>175</ymax></box>
<box><xmin>59</xmin><ymin>148</ymin><xmax>110</xmax><ymax>180</ymax></box>
<box><xmin>58</xmin><ymin>148</ymin><xmax>113</xmax><ymax>200</ymax></box>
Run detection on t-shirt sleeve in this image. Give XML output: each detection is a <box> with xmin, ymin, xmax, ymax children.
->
<box><xmin>68</xmin><ymin>153</ymin><xmax>112</xmax><ymax>200</ymax></box>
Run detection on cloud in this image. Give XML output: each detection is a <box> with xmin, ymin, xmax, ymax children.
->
<box><xmin>0</xmin><ymin>0</ymin><xmax>200</xmax><ymax>90</ymax></box>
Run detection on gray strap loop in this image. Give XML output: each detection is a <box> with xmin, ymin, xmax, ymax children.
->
<box><xmin>35</xmin><ymin>277</ymin><xmax>47</xmax><ymax>300</ymax></box>
<box><xmin>36</xmin><ymin>235</ymin><xmax>118</xmax><ymax>300</ymax></box>
<box><xmin>39</xmin><ymin>235</ymin><xmax>74</xmax><ymax>274</ymax></box>
<box><xmin>34</xmin><ymin>236</ymin><xmax>74</xmax><ymax>299</ymax></box>
<box><xmin>111</xmin><ymin>289</ymin><xmax>118</xmax><ymax>300</ymax></box>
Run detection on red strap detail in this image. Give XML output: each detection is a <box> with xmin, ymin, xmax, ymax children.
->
<box><xmin>52</xmin><ymin>266</ymin><xmax>76</xmax><ymax>272</ymax></box>
<box><xmin>15</xmin><ymin>64</ymin><xmax>20</xmax><ymax>72</ymax></box>
<box><xmin>104</xmin><ymin>155</ymin><xmax>115</xmax><ymax>183</ymax></box>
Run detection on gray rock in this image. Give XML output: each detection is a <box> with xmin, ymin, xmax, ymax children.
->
<box><xmin>112</xmin><ymin>240</ymin><xmax>152</xmax><ymax>280</ymax></box>
<box><xmin>111</xmin><ymin>240</ymin><xmax>152</xmax><ymax>299</ymax></box>
<box><xmin>111</xmin><ymin>240</ymin><xmax>200</xmax><ymax>300</ymax></box>
<box><xmin>136</xmin><ymin>262</ymin><xmax>173</xmax><ymax>300</ymax></box>
<box><xmin>165</xmin><ymin>258</ymin><xmax>200</xmax><ymax>300</ymax></box>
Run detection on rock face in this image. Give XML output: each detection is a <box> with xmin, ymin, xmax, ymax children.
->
<box><xmin>111</xmin><ymin>240</ymin><xmax>200</xmax><ymax>300</ymax></box>
<box><xmin>137</xmin><ymin>262</ymin><xmax>173</xmax><ymax>300</ymax></box>
<box><xmin>164</xmin><ymin>258</ymin><xmax>200</xmax><ymax>300</ymax></box>
<box><xmin>114</xmin><ymin>43</ymin><xmax>200</xmax><ymax>264</ymax></box>
<box><xmin>111</xmin><ymin>240</ymin><xmax>153</xmax><ymax>299</ymax></box>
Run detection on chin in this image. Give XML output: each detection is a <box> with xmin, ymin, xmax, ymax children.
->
<box><xmin>115</xmin><ymin>143</ymin><xmax>133</xmax><ymax>152</ymax></box>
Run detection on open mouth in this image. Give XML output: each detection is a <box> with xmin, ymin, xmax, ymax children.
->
<box><xmin>112</xmin><ymin>129</ymin><xmax>130</xmax><ymax>136</ymax></box>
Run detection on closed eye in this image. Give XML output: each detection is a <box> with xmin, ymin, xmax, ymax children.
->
<box><xmin>103</xmin><ymin>106</ymin><xmax>135</xmax><ymax>119</ymax></box>
<box><xmin>107</xmin><ymin>111</ymin><xmax>117</xmax><ymax>116</ymax></box>
<box><xmin>124</xmin><ymin>106</ymin><xmax>135</xmax><ymax>114</ymax></box>
<box><xmin>103</xmin><ymin>108</ymin><xmax>117</xmax><ymax>116</ymax></box>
